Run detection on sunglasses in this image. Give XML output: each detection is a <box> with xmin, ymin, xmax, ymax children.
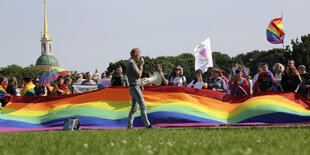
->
<box><xmin>175</xmin><ymin>68</ymin><xmax>181</xmax><ymax>70</ymax></box>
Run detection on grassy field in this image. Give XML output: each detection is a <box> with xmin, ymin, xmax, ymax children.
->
<box><xmin>1</xmin><ymin>126</ymin><xmax>310</xmax><ymax>155</ymax></box>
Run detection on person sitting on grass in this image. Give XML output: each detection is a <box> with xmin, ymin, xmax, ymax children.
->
<box><xmin>22</xmin><ymin>77</ymin><xmax>35</xmax><ymax>96</ymax></box>
<box><xmin>52</xmin><ymin>76</ymin><xmax>70</xmax><ymax>95</ymax></box>
<box><xmin>253</xmin><ymin>63</ymin><xmax>276</xmax><ymax>93</ymax></box>
<box><xmin>208</xmin><ymin>68</ymin><xmax>226</xmax><ymax>93</ymax></box>
<box><xmin>187</xmin><ymin>69</ymin><xmax>208</xmax><ymax>89</ymax></box>
<box><xmin>231</xmin><ymin>69</ymin><xmax>250</xmax><ymax>96</ymax></box>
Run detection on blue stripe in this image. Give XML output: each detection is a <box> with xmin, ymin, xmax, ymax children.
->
<box><xmin>3</xmin><ymin>111</ymin><xmax>310</xmax><ymax>128</ymax></box>
<box><xmin>0</xmin><ymin>111</ymin><xmax>223</xmax><ymax>128</ymax></box>
<box><xmin>239</xmin><ymin>112</ymin><xmax>310</xmax><ymax>123</ymax></box>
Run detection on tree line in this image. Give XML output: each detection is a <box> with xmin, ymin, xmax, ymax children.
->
<box><xmin>107</xmin><ymin>34</ymin><xmax>310</xmax><ymax>82</ymax></box>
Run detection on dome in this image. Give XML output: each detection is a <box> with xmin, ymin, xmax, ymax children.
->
<box><xmin>93</xmin><ymin>72</ymin><xmax>100</xmax><ymax>80</ymax></box>
<box><xmin>35</xmin><ymin>55</ymin><xmax>59</xmax><ymax>66</ymax></box>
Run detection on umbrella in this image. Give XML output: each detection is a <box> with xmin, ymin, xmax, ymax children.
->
<box><xmin>39</xmin><ymin>68</ymin><xmax>69</xmax><ymax>84</ymax></box>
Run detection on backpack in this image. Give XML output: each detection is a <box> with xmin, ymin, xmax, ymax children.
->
<box><xmin>63</xmin><ymin>118</ymin><xmax>80</xmax><ymax>130</ymax></box>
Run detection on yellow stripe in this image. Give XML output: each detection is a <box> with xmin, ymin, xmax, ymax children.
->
<box><xmin>2</xmin><ymin>96</ymin><xmax>310</xmax><ymax>119</ymax></box>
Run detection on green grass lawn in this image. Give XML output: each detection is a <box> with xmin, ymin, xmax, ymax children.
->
<box><xmin>1</xmin><ymin>126</ymin><xmax>310</xmax><ymax>155</ymax></box>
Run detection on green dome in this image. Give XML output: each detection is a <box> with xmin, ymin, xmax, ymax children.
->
<box><xmin>35</xmin><ymin>55</ymin><xmax>59</xmax><ymax>66</ymax></box>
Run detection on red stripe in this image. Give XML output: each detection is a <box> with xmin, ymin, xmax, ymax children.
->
<box><xmin>270</xmin><ymin>18</ymin><xmax>285</xmax><ymax>38</ymax></box>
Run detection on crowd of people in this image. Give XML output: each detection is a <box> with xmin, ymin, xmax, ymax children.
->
<box><xmin>78</xmin><ymin>58</ymin><xmax>310</xmax><ymax>100</ymax></box>
<box><xmin>0</xmin><ymin>59</ymin><xmax>310</xmax><ymax>107</ymax></box>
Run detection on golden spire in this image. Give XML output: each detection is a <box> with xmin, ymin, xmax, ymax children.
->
<box><xmin>95</xmin><ymin>64</ymin><xmax>99</xmax><ymax>73</ymax></box>
<box><xmin>41</xmin><ymin>0</ymin><xmax>51</xmax><ymax>40</ymax></box>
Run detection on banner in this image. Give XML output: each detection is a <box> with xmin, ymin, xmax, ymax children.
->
<box><xmin>72</xmin><ymin>84</ymin><xmax>98</xmax><ymax>94</ymax></box>
<box><xmin>194</xmin><ymin>38</ymin><xmax>213</xmax><ymax>72</ymax></box>
<box><xmin>1</xmin><ymin>86</ymin><xmax>310</xmax><ymax>133</ymax></box>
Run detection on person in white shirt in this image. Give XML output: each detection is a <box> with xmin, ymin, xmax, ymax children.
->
<box><xmin>169</xmin><ymin>65</ymin><xmax>187</xmax><ymax>86</ymax></box>
<box><xmin>273</xmin><ymin>63</ymin><xmax>285</xmax><ymax>90</ymax></box>
<box><xmin>187</xmin><ymin>69</ymin><xmax>208</xmax><ymax>89</ymax></box>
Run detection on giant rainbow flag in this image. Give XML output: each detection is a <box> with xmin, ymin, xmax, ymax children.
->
<box><xmin>1</xmin><ymin>86</ymin><xmax>310</xmax><ymax>133</ymax></box>
<box><xmin>266</xmin><ymin>17</ymin><xmax>285</xmax><ymax>44</ymax></box>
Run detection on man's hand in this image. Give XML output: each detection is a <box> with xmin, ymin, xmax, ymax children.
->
<box><xmin>139</xmin><ymin>58</ymin><xmax>144</xmax><ymax>67</ymax></box>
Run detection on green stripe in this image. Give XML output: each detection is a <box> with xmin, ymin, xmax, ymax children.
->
<box><xmin>0</xmin><ymin>106</ymin><xmax>225</xmax><ymax>124</ymax></box>
<box><xmin>266</xmin><ymin>29</ymin><xmax>280</xmax><ymax>38</ymax></box>
<box><xmin>0</xmin><ymin>88</ymin><xmax>6</xmax><ymax>93</ymax></box>
<box><xmin>1</xmin><ymin>105</ymin><xmax>310</xmax><ymax>124</ymax></box>
<box><xmin>227</xmin><ymin>105</ymin><xmax>310</xmax><ymax>123</ymax></box>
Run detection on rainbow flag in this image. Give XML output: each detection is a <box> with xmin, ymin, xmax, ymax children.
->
<box><xmin>1</xmin><ymin>86</ymin><xmax>310</xmax><ymax>133</ymax></box>
<box><xmin>22</xmin><ymin>82</ymin><xmax>35</xmax><ymax>96</ymax></box>
<box><xmin>0</xmin><ymin>85</ymin><xmax>7</xmax><ymax>100</ymax></box>
<box><xmin>267</xmin><ymin>17</ymin><xmax>285</xmax><ymax>44</ymax></box>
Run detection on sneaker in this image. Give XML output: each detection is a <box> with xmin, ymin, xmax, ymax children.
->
<box><xmin>127</xmin><ymin>126</ymin><xmax>133</xmax><ymax>129</ymax></box>
<box><xmin>146</xmin><ymin>125</ymin><xmax>159</xmax><ymax>129</ymax></box>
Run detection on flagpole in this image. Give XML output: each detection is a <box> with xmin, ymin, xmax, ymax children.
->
<box><xmin>281</xmin><ymin>9</ymin><xmax>285</xmax><ymax>51</ymax></box>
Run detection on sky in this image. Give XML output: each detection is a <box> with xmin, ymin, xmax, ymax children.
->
<box><xmin>1</xmin><ymin>0</ymin><xmax>310</xmax><ymax>73</ymax></box>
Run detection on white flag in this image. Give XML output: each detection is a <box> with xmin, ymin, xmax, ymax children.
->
<box><xmin>194</xmin><ymin>38</ymin><xmax>213</xmax><ymax>72</ymax></box>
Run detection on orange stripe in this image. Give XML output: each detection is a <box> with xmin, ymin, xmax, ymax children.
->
<box><xmin>6</xmin><ymin>88</ymin><xmax>306</xmax><ymax>112</ymax></box>
<box><xmin>7</xmin><ymin>88</ymin><xmax>131</xmax><ymax>110</ymax></box>
<box><xmin>144</xmin><ymin>91</ymin><xmax>305</xmax><ymax>112</ymax></box>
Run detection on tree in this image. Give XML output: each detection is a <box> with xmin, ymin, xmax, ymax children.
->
<box><xmin>289</xmin><ymin>34</ymin><xmax>310</xmax><ymax>68</ymax></box>
<box><xmin>212</xmin><ymin>52</ymin><xmax>232</xmax><ymax>75</ymax></box>
<box><xmin>0</xmin><ymin>64</ymin><xmax>24</xmax><ymax>79</ymax></box>
<box><xmin>106</xmin><ymin>60</ymin><xmax>128</xmax><ymax>74</ymax></box>
<box><xmin>0</xmin><ymin>65</ymin><xmax>45</xmax><ymax>80</ymax></box>
<box><xmin>233</xmin><ymin>48</ymin><xmax>288</xmax><ymax>75</ymax></box>
<box><xmin>22</xmin><ymin>65</ymin><xmax>46</xmax><ymax>79</ymax></box>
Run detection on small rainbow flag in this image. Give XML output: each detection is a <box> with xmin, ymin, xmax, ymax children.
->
<box><xmin>266</xmin><ymin>17</ymin><xmax>285</xmax><ymax>44</ymax></box>
<box><xmin>1</xmin><ymin>86</ymin><xmax>310</xmax><ymax>133</ymax></box>
<box><xmin>22</xmin><ymin>82</ymin><xmax>35</xmax><ymax>96</ymax></box>
<box><xmin>0</xmin><ymin>85</ymin><xmax>7</xmax><ymax>100</ymax></box>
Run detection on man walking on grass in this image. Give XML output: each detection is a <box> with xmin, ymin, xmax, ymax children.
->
<box><xmin>126</xmin><ymin>48</ymin><xmax>156</xmax><ymax>129</ymax></box>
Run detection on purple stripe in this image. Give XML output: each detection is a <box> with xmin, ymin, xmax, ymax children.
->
<box><xmin>267</xmin><ymin>38</ymin><xmax>284</xmax><ymax>44</ymax></box>
<box><xmin>2</xmin><ymin>122</ymin><xmax>310</xmax><ymax>133</ymax></box>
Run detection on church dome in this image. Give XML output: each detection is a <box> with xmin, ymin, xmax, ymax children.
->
<box><xmin>35</xmin><ymin>55</ymin><xmax>59</xmax><ymax>66</ymax></box>
<box><xmin>93</xmin><ymin>72</ymin><xmax>100</xmax><ymax>80</ymax></box>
